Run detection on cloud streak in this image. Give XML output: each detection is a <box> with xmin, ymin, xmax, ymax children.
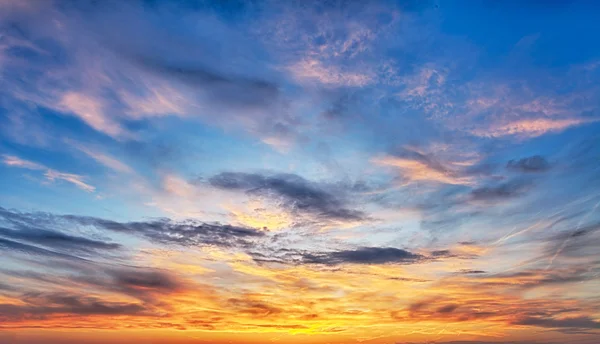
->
<box><xmin>2</xmin><ymin>155</ymin><xmax>95</xmax><ymax>192</ymax></box>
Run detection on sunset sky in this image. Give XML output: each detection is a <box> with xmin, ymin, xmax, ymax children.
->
<box><xmin>1</xmin><ymin>1</ymin><xmax>600</xmax><ymax>343</ymax></box>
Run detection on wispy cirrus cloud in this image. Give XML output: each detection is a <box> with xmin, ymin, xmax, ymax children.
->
<box><xmin>472</xmin><ymin>117</ymin><xmax>596</xmax><ymax>138</ymax></box>
<box><xmin>2</xmin><ymin>155</ymin><xmax>95</xmax><ymax>192</ymax></box>
<box><xmin>71</xmin><ymin>143</ymin><xmax>133</xmax><ymax>174</ymax></box>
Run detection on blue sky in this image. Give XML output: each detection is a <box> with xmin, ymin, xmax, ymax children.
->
<box><xmin>0</xmin><ymin>1</ymin><xmax>599</xmax><ymax>343</ymax></box>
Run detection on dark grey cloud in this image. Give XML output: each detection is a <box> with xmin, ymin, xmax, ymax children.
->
<box><xmin>0</xmin><ymin>292</ymin><xmax>150</xmax><ymax>320</ymax></box>
<box><xmin>300</xmin><ymin>247</ymin><xmax>424</xmax><ymax>265</ymax></box>
<box><xmin>0</xmin><ymin>206</ymin><xmax>266</xmax><ymax>249</ymax></box>
<box><xmin>0</xmin><ymin>263</ymin><xmax>188</xmax><ymax>307</ymax></box>
<box><xmin>68</xmin><ymin>266</ymin><xmax>188</xmax><ymax>304</ymax></box>
<box><xmin>458</xmin><ymin>269</ymin><xmax>487</xmax><ymax>274</ymax></box>
<box><xmin>436</xmin><ymin>304</ymin><xmax>459</xmax><ymax>314</ymax></box>
<box><xmin>430</xmin><ymin>249</ymin><xmax>454</xmax><ymax>258</ymax></box>
<box><xmin>507</xmin><ymin>155</ymin><xmax>551</xmax><ymax>172</ymax></box>
<box><xmin>0</xmin><ymin>237</ymin><xmax>86</xmax><ymax>261</ymax></box>
<box><xmin>67</xmin><ymin>216</ymin><xmax>265</xmax><ymax>248</ymax></box>
<box><xmin>0</xmin><ymin>226</ymin><xmax>121</xmax><ymax>255</ymax></box>
<box><xmin>250</xmin><ymin>244</ymin><xmax>466</xmax><ymax>266</ymax></box>
<box><xmin>109</xmin><ymin>268</ymin><xmax>181</xmax><ymax>292</ymax></box>
<box><xmin>209</xmin><ymin>172</ymin><xmax>367</xmax><ymax>222</ymax></box>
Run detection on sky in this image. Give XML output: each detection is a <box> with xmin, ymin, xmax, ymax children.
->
<box><xmin>0</xmin><ymin>0</ymin><xmax>599</xmax><ymax>343</ymax></box>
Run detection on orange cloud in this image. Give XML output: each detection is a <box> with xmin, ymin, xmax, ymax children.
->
<box><xmin>372</xmin><ymin>155</ymin><xmax>475</xmax><ymax>185</ymax></box>
<box><xmin>473</xmin><ymin>117</ymin><xmax>595</xmax><ymax>138</ymax></box>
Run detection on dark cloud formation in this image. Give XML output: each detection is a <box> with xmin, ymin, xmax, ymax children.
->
<box><xmin>0</xmin><ymin>226</ymin><xmax>121</xmax><ymax>255</ymax></box>
<box><xmin>0</xmin><ymin>292</ymin><xmax>149</xmax><ymax>320</ymax></box>
<box><xmin>458</xmin><ymin>269</ymin><xmax>487</xmax><ymax>274</ymax></box>
<box><xmin>0</xmin><ymin>264</ymin><xmax>188</xmax><ymax>309</ymax></box>
<box><xmin>430</xmin><ymin>249</ymin><xmax>454</xmax><ymax>258</ymax></box>
<box><xmin>507</xmin><ymin>155</ymin><xmax>551</xmax><ymax>172</ymax></box>
<box><xmin>68</xmin><ymin>266</ymin><xmax>188</xmax><ymax>304</ymax></box>
<box><xmin>0</xmin><ymin>237</ymin><xmax>85</xmax><ymax>261</ymax></box>
<box><xmin>250</xmin><ymin>245</ymin><xmax>464</xmax><ymax>266</ymax></box>
<box><xmin>302</xmin><ymin>247</ymin><xmax>423</xmax><ymax>265</ymax></box>
<box><xmin>209</xmin><ymin>172</ymin><xmax>367</xmax><ymax>222</ymax></box>
<box><xmin>0</xmin><ymin>206</ymin><xmax>265</xmax><ymax>249</ymax></box>
<box><xmin>68</xmin><ymin>216</ymin><xmax>265</xmax><ymax>248</ymax></box>
<box><xmin>109</xmin><ymin>268</ymin><xmax>182</xmax><ymax>292</ymax></box>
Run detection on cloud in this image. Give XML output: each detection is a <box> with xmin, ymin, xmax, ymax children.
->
<box><xmin>2</xmin><ymin>155</ymin><xmax>95</xmax><ymax>192</ymax></box>
<box><xmin>0</xmin><ymin>237</ymin><xmax>85</xmax><ymax>261</ymax></box>
<box><xmin>459</xmin><ymin>269</ymin><xmax>487</xmax><ymax>274</ymax></box>
<box><xmin>0</xmin><ymin>0</ymin><xmax>300</xmax><ymax>147</ymax></box>
<box><xmin>59</xmin><ymin>92</ymin><xmax>126</xmax><ymax>138</ymax></box>
<box><xmin>0</xmin><ymin>226</ymin><xmax>121</xmax><ymax>255</ymax></box>
<box><xmin>133</xmin><ymin>54</ymin><xmax>280</xmax><ymax>109</ymax></box>
<box><xmin>66</xmin><ymin>216</ymin><xmax>266</xmax><ymax>248</ymax></box>
<box><xmin>287</xmin><ymin>59</ymin><xmax>372</xmax><ymax>87</ymax></box>
<box><xmin>44</xmin><ymin>170</ymin><xmax>96</xmax><ymax>193</ymax></box>
<box><xmin>373</xmin><ymin>147</ymin><xmax>475</xmax><ymax>185</ymax></box>
<box><xmin>468</xmin><ymin>267</ymin><xmax>598</xmax><ymax>289</ymax></box>
<box><xmin>227</xmin><ymin>297</ymin><xmax>283</xmax><ymax>317</ymax></box>
<box><xmin>71</xmin><ymin>267</ymin><xmax>188</xmax><ymax>303</ymax></box>
<box><xmin>108</xmin><ymin>268</ymin><xmax>182</xmax><ymax>294</ymax></box>
<box><xmin>1</xmin><ymin>155</ymin><xmax>45</xmax><ymax>170</ymax></box>
<box><xmin>0</xmin><ymin>292</ymin><xmax>149</xmax><ymax>320</ymax></box>
<box><xmin>249</xmin><ymin>245</ymin><xmax>461</xmax><ymax>266</ymax></box>
<box><xmin>0</xmin><ymin>263</ymin><xmax>189</xmax><ymax>308</ymax></box>
<box><xmin>73</xmin><ymin>144</ymin><xmax>133</xmax><ymax>174</ymax></box>
<box><xmin>514</xmin><ymin>316</ymin><xmax>600</xmax><ymax>330</ymax></box>
<box><xmin>507</xmin><ymin>155</ymin><xmax>550</xmax><ymax>172</ymax></box>
<box><xmin>0</xmin><ymin>206</ymin><xmax>266</xmax><ymax>250</ymax></box>
<box><xmin>301</xmin><ymin>247</ymin><xmax>424</xmax><ymax>265</ymax></box>
<box><xmin>209</xmin><ymin>172</ymin><xmax>367</xmax><ymax>222</ymax></box>
<box><xmin>469</xmin><ymin>180</ymin><xmax>531</xmax><ymax>202</ymax></box>
<box><xmin>544</xmin><ymin>222</ymin><xmax>600</xmax><ymax>260</ymax></box>
<box><xmin>472</xmin><ymin>118</ymin><xmax>594</xmax><ymax>138</ymax></box>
